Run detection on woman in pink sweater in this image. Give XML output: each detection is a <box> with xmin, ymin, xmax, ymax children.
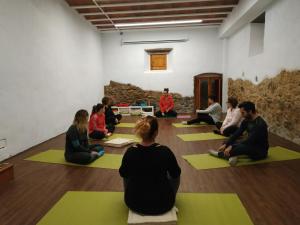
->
<box><xmin>214</xmin><ymin>97</ymin><xmax>243</xmax><ymax>137</ymax></box>
<box><xmin>89</xmin><ymin>104</ymin><xmax>112</xmax><ymax>139</ymax></box>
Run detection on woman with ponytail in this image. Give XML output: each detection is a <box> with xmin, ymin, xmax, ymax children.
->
<box><xmin>65</xmin><ymin>110</ymin><xmax>104</xmax><ymax>165</ymax></box>
<box><xmin>119</xmin><ymin>116</ymin><xmax>181</xmax><ymax>215</ymax></box>
<box><xmin>89</xmin><ymin>104</ymin><xmax>112</xmax><ymax>139</ymax></box>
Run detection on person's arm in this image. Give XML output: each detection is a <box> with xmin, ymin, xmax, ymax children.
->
<box><xmin>68</xmin><ymin>127</ymin><xmax>90</xmax><ymax>153</ymax></box>
<box><xmin>165</xmin><ymin>148</ymin><xmax>181</xmax><ymax>179</ymax></box>
<box><xmin>225</xmin><ymin>120</ymin><xmax>247</xmax><ymax>147</ymax></box>
<box><xmin>197</xmin><ymin>103</ymin><xmax>217</xmax><ymax>114</ymax></box>
<box><xmin>119</xmin><ymin>149</ymin><xmax>131</xmax><ymax>178</ymax></box>
<box><xmin>223</xmin><ymin>109</ymin><xmax>241</xmax><ymax>130</ymax></box>
<box><xmin>220</xmin><ymin>109</ymin><xmax>230</xmax><ymax>130</ymax></box>
<box><xmin>240</xmin><ymin>121</ymin><xmax>267</xmax><ymax>146</ymax></box>
<box><xmin>167</xmin><ymin>96</ymin><xmax>174</xmax><ymax>112</ymax></box>
<box><xmin>159</xmin><ymin>96</ymin><xmax>166</xmax><ymax>113</ymax></box>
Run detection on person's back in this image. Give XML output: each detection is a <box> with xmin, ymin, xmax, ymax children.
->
<box><xmin>120</xmin><ymin>143</ymin><xmax>180</xmax><ymax>215</ymax></box>
<box><xmin>65</xmin><ymin>124</ymin><xmax>88</xmax><ymax>157</ymax></box>
<box><xmin>119</xmin><ymin>116</ymin><xmax>181</xmax><ymax>215</ymax></box>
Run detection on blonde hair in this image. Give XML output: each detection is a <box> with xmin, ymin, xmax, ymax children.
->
<box><xmin>134</xmin><ymin>116</ymin><xmax>158</xmax><ymax>141</ymax></box>
<box><xmin>73</xmin><ymin>109</ymin><xmax>89</xmax><ymax>133</ymax></box>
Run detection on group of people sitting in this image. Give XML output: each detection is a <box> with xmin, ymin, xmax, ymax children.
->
<box><xmin>64</xmin><ymin>89</ymin><xmax>269</xmax><ymax>217</ymax></box>
<box><xmin>64</xmin><ymin>96</ymin><xmax>122</xmax><ymax>165</ymax></box>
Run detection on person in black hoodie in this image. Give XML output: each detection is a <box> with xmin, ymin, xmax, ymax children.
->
<box><xmin>119</xmin><ymin>116</ymin><xmax>181</xmax><ymax>215</ymax></box>
<box><xmin>209</xmin><ymin>101</ymin><xmax>269</xmax><ymax>166</ymax></box>
<box><xmin>102</xmin><ymin>96</ymin><xmax>122</xmax><ymax>133</ymax></box>
<box><xmin>65</xmin><ymin>109</ymin><xmax>104</xmax><ymax>165</ymax></box>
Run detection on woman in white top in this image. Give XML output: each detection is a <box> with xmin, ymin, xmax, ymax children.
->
<box><xmin>214</xmin><ymin>97</ymin><xmax>242</xmax><ymax>137</ymax></box>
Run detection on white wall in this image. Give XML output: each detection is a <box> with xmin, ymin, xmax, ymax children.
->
<box><xmin>222</xmin><ymin>0</ymin><xmax>300</xmax><ymax>108</ymax></box>
<box><xmin>101</xmin><ymin>27</ymin><xmax>223</xmax><ymax>96</ymax></box>
<box><xmin>0</xmin><ymin>0</ymin><xmax>104</xmax><ymax>160</ymax></box>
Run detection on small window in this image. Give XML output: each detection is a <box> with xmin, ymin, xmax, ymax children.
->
<box><xmin>249</xmin><ymin>12</ymin><xmax>265</xmax><ymax>56</ymax></box>
<box><xmin>145</xmin><ymin>48</ymin><xmax>172</xmax><ymax>71</ymax></box>
<box><xmin>150</xmin><ymin>54</ymin><xmax>167</xmax><ymax>70</ymax></box>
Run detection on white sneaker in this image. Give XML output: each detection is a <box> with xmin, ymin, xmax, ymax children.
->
<box><xmin>209</xmin><ymin>149</ymin><xmax>219</xmax><ymax>157</ymax></box>
<box><xmin>181</xmin><ymin>121</ymin><xmax>188</xmax><ymax>125</ymax></box>
<box><xmin>229</xmin><ymin>156</ymin><xmax>238</xmax><ymax>166</ymax></box>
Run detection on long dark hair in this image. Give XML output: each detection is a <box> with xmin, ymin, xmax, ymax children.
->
<box><xmin>91</xmin><ymin>103</ymin><xmax>104</xmax><ymax>115</ymax></box>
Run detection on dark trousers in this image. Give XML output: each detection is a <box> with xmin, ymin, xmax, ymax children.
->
<box><xmin>230</xmin><ymin>144</ymin><xmax>267</xmax><ymax>160</ymax></box>
<box><xmin>219</xmin><ymin>143</ymin><xmax>268</xmax><ymax>160</ymax></box>
<box><xmin>116</xmin><ymin>114</ymin><xmax>122</xmax><ymax>122</ymax></box>
<box><xmin>106</xmin><ymin>123</ymin><xmax>115</xmax><ymax>133</ymax></box>
<box><xmin>65</xmin><ymin>152</ymin><xmax>98</xmax><ymax>165</ymax></box>
<box><xmin>187</xmin><ymin>113</ymin><xmax>215</xmax><ymax>125</ymax></box>
<box><xmin>214</xmin><ymin>123</ymin><xmax>239</xmax><ymax>137</ymax></box>
<box><xmin>155</xmin><ymin>110</ymin><xmax>177</xmax><ymax>118</ymax></box>
<box><xmin>89</xmin><ymin>130</ymin><xmax>106</xmax><ymax>140</ymax></box>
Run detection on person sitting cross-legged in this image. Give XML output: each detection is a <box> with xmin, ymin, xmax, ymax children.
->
<box><xmin>119</xmin><ymin>116</ymin><xmax>181</xmax><ymax>215</ymax></box>
<box><xmin>65</xmin><ymin>110</ymin><xmax>105</xmax><ymax>165</ymax></box>
<box><xmin>209</xmin><ymin>101</ymin><xmax>269</xmax><ymax>166</ymax></box>
<box><xmin>155</xmin><ymin>88</ymin><xmax>177</xmax><ymax>118</ymax></box>
<box><xmin>183</xmin><ymin>95</ymin><xmax>222</xmax><ymax>125</ymax></box>
<box><xmin>213</xmin><ymin>97</ymin><xmax>243</xmax><ymax>137</ymax></box>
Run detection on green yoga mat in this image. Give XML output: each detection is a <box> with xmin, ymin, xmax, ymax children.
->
<box><xmin>182</xmin><ymin>146</ymin><xmax>300</xmax><ymax>170</ymax></box>
<box><xmin>116</xmin><ymin>123</ymin><xmax>135</xmax><ymax>128</ymax></box>
<box><xmin>172</xmin><ymin>122</ymin><xmax>208</xmax><ymax>128</ymax></box>
<box><xmin>177</xmin><ymin>132</ymin><xmax>226</xmax><ymax>141</ymax></box>
<box><xmin>37</xmin><ymin>192</ymin><xmax>253</xmax><ymax>225</ymax></box>
<box><xmin>25</xmin><ymin>150</ymin><xmax>122</xmax><ymax>169</ymax></box>
<box><xmin>104</xmin><ymin>133</ymin><xmax>140</xmax><ymax>142</ymax></box>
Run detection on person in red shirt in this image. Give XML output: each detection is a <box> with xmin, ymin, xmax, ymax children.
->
<box><xmin>155</xmin><ymin>88</ymin><xmax>177</xmax><ymax>118</ymax></box>
<box><xmin>89</xmin><ymin>103</ymin><xmax>112</xmax><ymax>139</ymax></box>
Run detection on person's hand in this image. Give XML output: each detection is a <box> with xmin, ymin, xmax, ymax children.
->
<box><xmin>106</xmin><ymin>132</ymin><xmax>112</xmax><ymax>137</ymax></box>
<box><xmin>162</xmin><ymin>112</ymin><xmax>165</xmax><ymax>116</ymax></box>
<box><xmin>218</xmin><ymin>144</ymin><xmax>226</xmax><ymax>152</ymax></box>
<box><xmin>224</xmin><ymin>145</ymin><xmax>232</xmax><ymax>157</ymax></box>
<box><xmin>91</xmin><ymin>151</ymin><xmax>99</xmax><ymax>157</ymax></box>
<box><xmin>115</xmin><ymin>118</ymin><xmax>119</xmax><ymax>123</ymax></box>
<box><xmin>220</xmin><ymin>127</ymin><xmax>224</xmax><ymax>134</ymax></box>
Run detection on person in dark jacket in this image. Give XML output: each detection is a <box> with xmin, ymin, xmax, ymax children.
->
<box><xmin>209</xmin><ymin>101</ymin><xmax>269</xmax><ymax>166</ymax></box>
<box><xmin>65</xmin><ymin>109</ymin><xmax>104</xmax><ymax>165</ymax></box>
<box><xmin>102</xmin><ymin>96</ymin><xmax>122</xmax><ymax>133</ymax></box>
<box><xmin>119</xmin><ymin>116</ymin><xmax>181</xmax><ymax>215</ymax></box>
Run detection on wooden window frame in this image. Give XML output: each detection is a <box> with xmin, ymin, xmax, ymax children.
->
<box><xmin>145</xmin><ymin>48</ymin><xmax>172</xmax><ymax>71</ymax></box>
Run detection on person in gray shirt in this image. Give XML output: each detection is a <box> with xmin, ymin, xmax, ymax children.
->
<box><xmin>183</xmin><ymin>95</ymin><xmax>222</xmax><ymax>125</ymax></box>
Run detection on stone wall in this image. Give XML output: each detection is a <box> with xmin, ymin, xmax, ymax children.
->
<box><xmin>104</xmin><ymin>81</ymin><xmax>194</xmax><ymax>113</ymax></box>
<box><xmin>228</xmin><ymin>70</ymin><xmax>300</xmax><ymax>145</ymax></box>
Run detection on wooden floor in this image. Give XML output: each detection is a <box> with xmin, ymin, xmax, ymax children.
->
<box><xmin>0</xmin><ymin>116</ymin><xmax>300</xmax><ymax>225</ymax></box>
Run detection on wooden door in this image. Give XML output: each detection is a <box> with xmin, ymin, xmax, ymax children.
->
<box><xmin>194</xmin><ymin>73</ymin><xmax>222</xmax><ymax>111</ymax></box>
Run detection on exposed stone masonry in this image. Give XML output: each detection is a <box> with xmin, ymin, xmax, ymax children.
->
<box><xmin>228</xmin><ymin>70</ymin><xmax>300</xmax><ymax>145</ymax></box>
<box><xmin>104</xmin><ymin>81</ymin><xmax>194</xmax><ymax>113</ymax></box>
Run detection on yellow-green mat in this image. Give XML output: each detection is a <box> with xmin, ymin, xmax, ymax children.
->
<box><xmin>177</xmin><ymin>132</ymin><xmax>226</xmax><ymax>141</ymax></box>
<box><xmin>25</xmin><ymin>150</ymin><xmax>122</xmax><ymax>169</ymax></box>
<box><xmin>104</xmin><ymin>133</ymin><xmax>140</xmax><ymax>142</ymax></box>
<box><xmin>172</xmin><ymin>122</ymin><xmax>208</xmax><ymax>128</ymax></box>
<box><xmin>116</xmin><ymin>123</ymin><xmax>135</xmax><ymax>128</ymax></box>
<box><xmin>37</xmin><ymin>192</ymin><xmax>253</xmax><ymax>225</ymax></box>
<box><xmin>182</xmin><ymin>146</ymin><xmax>300</xmax><ymax>170</ymax></box>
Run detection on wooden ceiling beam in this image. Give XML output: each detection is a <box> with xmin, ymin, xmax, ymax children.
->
<box><xmin>80</xmin><ymin>5</ymin><xmax>236</xmax><ymax>15</ymax></box>
<box><xmin>72</xmin><ymin>0</ymin><xmax>237</xmax><ymax>9</ymax></box>
<box><xmin>87</xmin><ymin>12</ymin><xmax>229</xmax><ymax>21</ymax></box>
